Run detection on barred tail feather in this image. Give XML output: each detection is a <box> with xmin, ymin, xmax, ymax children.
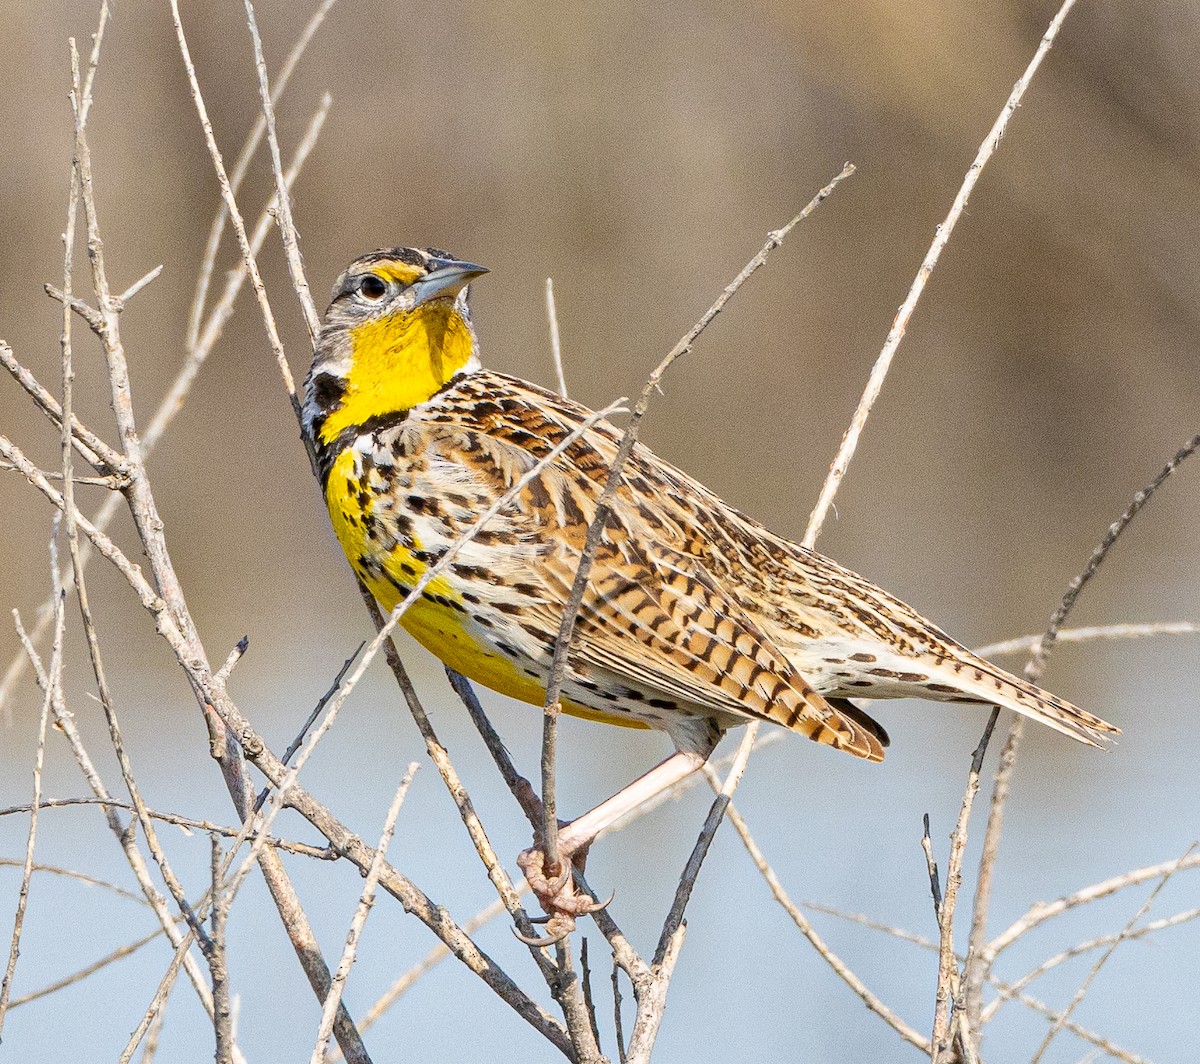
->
<box><xmin>947</xmin><ymin>656</ymin><xmax>1120</xmax><ymax>748</ymax></box>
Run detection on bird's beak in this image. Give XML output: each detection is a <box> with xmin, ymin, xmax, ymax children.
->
<box><xmin>410</xmin><ymin>257</ymin><xmax>490</xmax><ymax>305</ymax></box>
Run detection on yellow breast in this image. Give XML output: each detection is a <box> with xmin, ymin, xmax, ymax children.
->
<box><xmin>324</xmin><ymin>448</ymin><xmax>648</xmax><ymax>730</ymax></box>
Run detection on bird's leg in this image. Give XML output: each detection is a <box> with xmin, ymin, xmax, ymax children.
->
<box><xmin>517</xmin><ymin>749</ymin><xmax>708</xmax><ymax>937</ymax></box>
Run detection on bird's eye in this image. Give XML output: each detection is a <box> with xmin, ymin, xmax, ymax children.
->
<box><xmin>357</xmin><ymin>275</ymin><xmax>388</xmax><ymax>301</ymax></box>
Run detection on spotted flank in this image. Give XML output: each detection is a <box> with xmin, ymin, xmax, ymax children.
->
<box><xmin>302</xmin><ymin>247</ymin><xmax>1120</xmax><ymax>763</ymax></box>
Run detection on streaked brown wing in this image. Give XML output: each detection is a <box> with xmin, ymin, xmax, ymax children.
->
<box><xmin>539</xmin><ymin>538</ymin><xmax>885</xmax><ymax>762</ymax></box>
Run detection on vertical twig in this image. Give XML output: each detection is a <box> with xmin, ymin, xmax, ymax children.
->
<box><xmin>209</xmin><ymin>838</ymin><xmax>234</xmax><ymax>1064</ymax></box>
<box><xmin>241</xmin><ymin>0</ymin><xmax>321</xmax><ymax>340</ymax></box>
<box><xmin>0</xmin><ymin>532</ymin><xmax>61</xmax><ymax>1034</ymax></box>
<box><xmin>309</xmin><ymin>764</ymin><xmax>419</xmax><ymax>1064</ymax></box>
<box><xmin>612</xmin><ymin>962</ymin><xmax>628</xmax><ymax>1064</ymax></box>
<box><xmin>546</xmin><ymin>277</ymin><xmax>568</xmax><ymax>397</ymax></box>
<box><xmin>188</xmin><ymin>0</ymin><xmax>337</xmax><ymax>349</ymax></box>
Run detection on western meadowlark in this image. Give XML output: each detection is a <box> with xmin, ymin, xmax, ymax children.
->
<box><xmin>302</xmin><ymin>246</ymin><xmax>1118</xmax><ymax>923</ymax></box>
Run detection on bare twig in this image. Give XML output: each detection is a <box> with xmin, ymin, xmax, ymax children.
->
<box><xmin>612</xmin><ymin>962</ymin><xmax>628</xmax><ymax>1064</ymax></box>
<box><xmin>116</xmin><ymin>264</ymin><xmax>164</xmax><ymax>305</ymax></box>
<box><xmin>242</xmin><ymin>0</ymin><xmax>321</xmax><ymax>340</ymax></box>
<box><xmin>538</xmin><ymin>161</ymin><xmax>856</xmax><ymax>899</ymax></box>
<box><xmin>803</xmin><ymin>1</ymin><xmax>1079</xmax><ymax>546</ymax></box>
<box><xmin>209</xmin><ymin>840</ymin><xmax>234</xmax><ymax>1064</ymax></box>
<box><xmin>0</xmin><ymin>462</ymin><xmax>126</xmax><ymax>488</ymax></box>
<box><xmin>0</xmin><ymin>92</ymin><xmax>331</xmax><ymax>720</ymax></box>
<box><xmin>324</xmin><ymin>894</ymin><xmax>515</xmax><ymax>1061</ymax></box>
<box><xmin>188</xmin><ymin>0</ymin><xmax>337</xmax><ymax>349</ymax></box>
<box><xmin>0</xmin><ymin>531</ymin><xmax>61</xmax><ymax>1035</ymax></box>
<box><xmin>0</xmin><ymin>797</ymin><xmax>330</xmax><ymax>859</ymax></box>
<box><xmin>309</xmin><ymin>764</ymin><xmax>419</xmax><ymax>1064</ymax></box>
<box><xmin>964</xmin><ymin>430</ymin><xmax>1200</xmax><ymax>1034</ymax></box>
<box><xmin>214</xmin><ymin>637</ymin><xmax>249</xmax><ymax>687</ymax></box>
<box><xmin>974</xmin><ymin>621</ymin><xmax>1200</xmax><ymax>659</ymax></box>
<box><xmin>922</xmin><ymin>813</ymin><xmax>944</xmax><ymax>920</ymax></box>
<box><xmin>546</xmin><ymin>277</ymin><xmax>568</xmax><ymax>396</ymax></box>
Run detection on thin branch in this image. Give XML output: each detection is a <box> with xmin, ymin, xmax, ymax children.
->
<box><xmin>188</xmin><ymin>0</ymin><xmax>337</xmax><ymax>349</ymax></box>
<box><xmin>216</xmin><ymin>696</ymin><xmax>573</xmax><ymax>1052</ymax></box>
<box><xmin>0</xmin><ymin>798</ymin><xmax>331</xmax><ymax>859</ymax></box>
<box><xmin>710</xmin><ymin>765</ymin><xmax>930</xmax><ymax>1051</ymax></box>
<box><xmin>242</xmin><ymin>0</ymin><xmax>321</xmax><ymax>341</ymax></box>
<box><xmin>964</xmin><ymin>430</ymin><xmax>1200</xmax><ymax>1033</ymax></box>
<box><xmin>310</xmin><ymin>764</ymin><xmax>419</xmax><ymax>1064</ymax></box>
<box><xmin>973</xmin><ymin>621</ymin><xmax>1200</xmax><ymax>659</ymax></box>
<box><xmin>538</xmin><ymin>161</ymin><xmax>856</xmax><ymax>895</ymax></box>
<box><xmin>116</xmin><ymin>264</ymin><xmax>164</xmax><ymax>305</ymax></box>
<box><xmin>0</xmin><ymin>530</ymin><xmax>61</xmax><ymax>1034</ymax></box>
<box><xmin>922</xmin><ymin>813</ymin><xmax>944</xmax><ymax>921</ymax></box>
<box><xmin>209</xmin><ymin>839</ymin><xmax>234</xmax><ymax>1064</ymax></box>
<box><xmin>546</xmin><ymin>277</ymin><xmax>568</xmax><ymax>396</ymax></box>
<box><xmin>0</xmin><ymin>462</ymin><xmax>127</xmax><ymax>488</ymax></box>
<box><xmin>803</xmin><ymin>0</ymin><xmax>1079</xmax><ymax>546</ymax></box>
<box><xmin>620</xmin><ymin>734</ymin><xmax>758</xmax><ymax>1064</ymax></box>
<box><xmin>612</xmin><ymin>962</ymin><xmax>628</xmax><ymax>1064</ymax></box>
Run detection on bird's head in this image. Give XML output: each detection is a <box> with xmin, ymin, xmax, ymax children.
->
<box><xmin>303</xmin><ymin>247</ymin><xmax>489</xmax><ymax>449</ymax></box>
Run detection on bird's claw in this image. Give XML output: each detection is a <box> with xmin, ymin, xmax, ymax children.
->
<box><xmin>516</xmin><ymin>844</ymin><xmax>609</xmax><ymax>940</ymax></box>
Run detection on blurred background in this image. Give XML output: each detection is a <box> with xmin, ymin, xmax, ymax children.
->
<box><xmin>1</xmin><ymin>1</ymin><xmax>1197</xmax><ymax>1061</ymax></box>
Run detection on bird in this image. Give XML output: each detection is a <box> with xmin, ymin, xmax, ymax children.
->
<box><xmin>302</xmin><ymin>246</ymin><xmax>1119</xmax><ymax>928</ymax></box>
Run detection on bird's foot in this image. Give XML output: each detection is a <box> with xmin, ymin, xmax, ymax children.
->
<box><xmin>516</xmin><ymin>842</ymin><xmax>606</xmax><ymax>944</ymax></box>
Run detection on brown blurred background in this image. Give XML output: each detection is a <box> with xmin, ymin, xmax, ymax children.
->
<box><xmin>1</xmin><ymin>2</ymin><xmax>1196</xmax><ymax>1062</ymax></box>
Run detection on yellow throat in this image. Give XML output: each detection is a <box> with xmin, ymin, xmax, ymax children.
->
<box><xmin>317</xmin><ymin>301</ymin><xmax>476</xmax><ymax>445</ymax></box>
<box><xmin>303</xmin><ymin>249</ymin><xmax>489</xmax><ymax>457</ymax></box>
